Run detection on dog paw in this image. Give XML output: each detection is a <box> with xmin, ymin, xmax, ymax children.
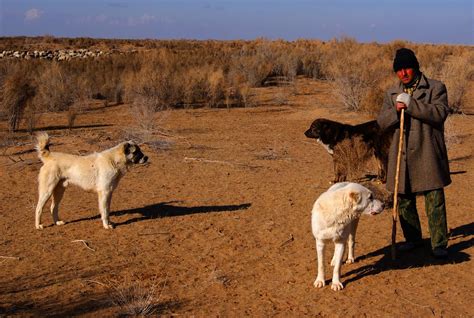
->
<box><xmin>56</xmin><ymin>221</ymin><xmax>65</xmax><ymax>226</ymax></box>
<box><xmin>103</xmin><ymin>223</ymin><xmax>115</xmax><ymax>229</ymax></box>
<box><xmin>345</xmin><ymin>257</ymin><xmax>355</xmax><ymax>264</ymax></box>
<box><xmin>331</xmin><ymin>281</ymin><xmax>344</xmax><ymax>291</ymax></box>
<box><xmin>313</xmin><ymin>279</ymin><xmax>325</xmax><ymax>288</ymax></box>
<box><xmin>35</xmin><ymin>224</ymin><xmax>44</xmax><ymax>230</ymax></box>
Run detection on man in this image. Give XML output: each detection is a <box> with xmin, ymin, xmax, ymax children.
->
<box><xmin>377</xmin><ymin>48</ymin><xmax>451</xmax><ymax>259</ymax></box>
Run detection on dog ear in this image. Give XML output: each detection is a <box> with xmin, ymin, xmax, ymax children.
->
<box><xmin>124</xmin><ymin>142</ymin><xmax>136</xmax><ymax>155</ymax></box>
<box><xmin>348</xmin><ymin>191</ymin><xmax>361</xmax><ymax>204</ymax></box>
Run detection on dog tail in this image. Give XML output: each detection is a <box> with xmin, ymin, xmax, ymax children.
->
<box><xmin>35</xmin><ymin>132</ymin><xmax>50</xmax><ymax>160</ymax></box>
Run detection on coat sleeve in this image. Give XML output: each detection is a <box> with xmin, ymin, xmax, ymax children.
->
<box><xmin>405</xmin><ymin>82</ymin><xmax>449</xmax><ymax>128</ymax></box>
<box><xmin>377</xmin><ymin>91</ymin><xmax>399</xmax><ymax>131</ymax></box>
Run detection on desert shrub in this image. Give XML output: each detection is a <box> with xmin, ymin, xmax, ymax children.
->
<box><xmin>180</xmin><ymin>67</ymin><xmax>210</xmax><ymax>107</ymax></box>
<box><xmin>107</xmin><ymin>274</ymin><xmax>167</xmax><ymax>316</ymax></box>
<box><xmin>35</xmin><ymin>62</ymin><xmax>77</xmax><ymax>112</ymax></box>
<box><xmin>439</xmin><ymin>51</ymin><xmax>473</xmax><ymax>113</ymax></box>
<box><xmin>229</xmin><ymin>45</ymin><xmax>273</xmax><ymax>87</ymax></box>
<box><xmin>273</xmin><ymin>89</ymin><xmax>291</xmax><ymax>106</ymax></box>
<box><xmin>417</xmin><ymin>44</ymin><xmax>460</xmax><ymax>78</ymax></box>
<box><xmin>207</xmin><ymin>69</ymin><xmax>226</xmax><ymax>107</ymax></box>
<box><xmin>236</xmin><ymin>83</ymin><xmax>255</xmax><ymax>107</ymax></box>
<box><xmin>0</xmin><ymin>61</ymin><xmax>36</xmax><ymax>131</ymax></box>
<box><xmin>77</xmin><ymin>55</ymin><xmax>135</xmax><ymax>104</ymax></box>
<box><xmin>383</xmin><ymin>40</ymin><xmax>409</xmax><ymax>56</ymax></box>
<box><xmin>298</xmin><ymin>49</ymin><xmax>324</xmax><ymax>79</ymax></box>
<box><xmin>100</xmin><ymin>55</ymin><xmax>138</xmax><ymax>104</ymax></box>
<box><xmin>1</xmin><ymin>37</ymin><xmax>471</xmax><ymax>122</ymax></box>
<box><xmin>444</xmin><ymin>115</ymin><xmax>461</xmax><ymax>150</ymax></box>
<box><xmin>126</xmin><ymin>53</ymin><xmax>181</xmax><ymax>109</ymax></box>
<box><xmin>326</xmin><ymin>39</ymin><xmax>390</xmax><ymax>111</ymax></box>
<box><xmin>125</xmin><ymin>52</ymin><xmax>183</xmax><ymax>129</ymax></box>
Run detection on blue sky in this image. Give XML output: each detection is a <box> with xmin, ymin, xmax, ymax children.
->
<box><xmin>1</xmin><ymin>0</ymin><xmax>472</xmax><ymax>44</ymax></box>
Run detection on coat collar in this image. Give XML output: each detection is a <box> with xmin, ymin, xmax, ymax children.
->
<box><xmin>388</xmin><ymin>73</ymin><xmax>429</xmax><ymax>99</ymax></box>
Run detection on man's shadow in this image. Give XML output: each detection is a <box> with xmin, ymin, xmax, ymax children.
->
<box><xmin>68</xmin><ymin>201</ymin><xmax>251</xmax><ymax>227</ymax></box>
<box><xmin>342</xmin><ymin>222</ymin><xmax>474</xmax><ymax>286</ymax></box>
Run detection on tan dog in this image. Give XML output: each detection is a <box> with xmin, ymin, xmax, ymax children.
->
<box><xmin>34</xmin><ymin>132</ymin><xmax>148</xmax><ymax>230</ymax></box>
<box><xmin>311</xmin><ymin>182</ymin><xmax>384</xmax><ymax>291</ymax></box>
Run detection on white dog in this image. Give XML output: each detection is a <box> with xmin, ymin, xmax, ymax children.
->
<box><xmin>311</xmin><ymin>182</ymin><xmax>384</xmax><ymax>291</ymax></box>
<box><xmin>34</xmin><ymin>132</ymin><xmax>148</xmax><ymax>230</ymax></box>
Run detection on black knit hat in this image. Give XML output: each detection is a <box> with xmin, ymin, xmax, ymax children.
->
<box><xmin>393</xmin><ymin>48</ymin><xmax>420</xmax><ymax>72</ymax></box>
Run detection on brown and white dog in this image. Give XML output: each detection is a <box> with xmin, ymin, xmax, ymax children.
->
<box><xmin>311</xmin><ymin>182</ymin><xmax>384</xmax><ymax>291</ymax></box>
<box><xmin>34</xmin><ymin>132</ymin><xmax>148</xmax><ymax>230</ymax></box>
<box><xmin>304</xmin><ymin>118</ymin><xmax>392</xmax><ymax>183</ymax></box>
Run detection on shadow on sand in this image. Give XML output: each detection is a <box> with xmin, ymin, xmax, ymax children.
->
<box><xmin>0</xmin><ymin>292</ymin><xmax>185</xmax><ymax>317</ymax></box>
<box><xmin>342</xmin><ymin>221</ymin><xmax>474</xmax><ymax>287</ymax></box>
<box><xmin>16</xmin><ymin>123</ymin><xmax>112</xmax><ymax>133</ymax></box>
<box><xmin>68</xmin><ymin>201</ymin><xmax>252</xmax><ymax>227</ymax></box>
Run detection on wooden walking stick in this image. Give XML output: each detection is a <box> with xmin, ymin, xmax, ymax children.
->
<box><xmin>391</xmin><ymin>108</ymin><xmax>405</xmax><ymax>260</ymax></box>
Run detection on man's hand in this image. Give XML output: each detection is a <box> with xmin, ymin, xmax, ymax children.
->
<box><xmin>396</xmin><ymin>102</ymin><xmax>407</xmax><ymax>112</ymax></box>
<box><xmin>395</xmin><ymin>93</ymin><xmax>411</xmax><ymax>112</ymax></box>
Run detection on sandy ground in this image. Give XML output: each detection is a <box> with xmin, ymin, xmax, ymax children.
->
<box><xmin>0</xmin><ymin>78</ymin><xmax>473</xmax><ymax>317</ymax></box>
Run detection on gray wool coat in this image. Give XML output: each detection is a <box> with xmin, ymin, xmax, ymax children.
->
<box><xmin>377</xmin><ymin>74</ymin><xmax>451</xmax><ymax>194</ymax></box>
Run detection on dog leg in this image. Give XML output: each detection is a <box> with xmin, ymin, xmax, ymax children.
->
<box><xmin>98</xmin><ymin>190</ymin><xmax>114</xmax><ymax>229</ymax></box>
<box><xmin>51</xmin><ymin>184</ymin><xmax>66</xmax><ymax>226</ymax></box>
<box><xmin>331</xmin><ymin>242</ymin><xmax>345</xmax><ymax>291</ymax></box>
<box><xmin>333</xmin><ymin>159</ymin><xmax>347</xmax><ymax>183</ymax></box>
<box><xmin>35</xmin><ymin>183</ymin><xmax>57</xmax><ymax>230</ymax></box>
<box><xmin>346</xmin><ymin>218</ymin><xmax>360</xmax><ymax>264</ymax></box>
<box><xmin>313</xmin><ymin>239</ymin><xmax>326</xmax><ymax>288</ymax></box>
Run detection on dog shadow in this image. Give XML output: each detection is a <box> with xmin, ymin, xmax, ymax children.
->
<box><xmin>16</xmin><ymin>123</ymin><xmax>112</xmax><ymax>133</ymax></box>
<box><xmin>68</xmin><ymin>201</ymin><xmax>251</xmax><ymax>227</ymax></box>
<box><xmin>342</xmin><ymin>221</ymin><xmax>474</xmax><ymax>286</ymax></box>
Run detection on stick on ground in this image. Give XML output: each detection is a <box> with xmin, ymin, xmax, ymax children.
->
<box><xmin>72</xmin><ymin>239</ymin><xmax>95</xmax><ymax>252</ymax></box>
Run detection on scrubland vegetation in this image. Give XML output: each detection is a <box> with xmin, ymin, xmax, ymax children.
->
<box><xmin>0</xmin><ymin>36</ymin><xmax>472</xmax><ymax>132</ymax></box>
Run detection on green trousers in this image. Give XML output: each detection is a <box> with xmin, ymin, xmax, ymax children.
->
<box><xmin>398</xmin><ymin>188</ymin><xmax>448</xmax><ymax>249</ymax></box>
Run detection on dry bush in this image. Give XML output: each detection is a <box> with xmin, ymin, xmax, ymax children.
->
<box><xmin>181</xmin><ymin>67</ymin><xmax>210</xmax><ymax>107</ymax></box>
<box><xmin>383</xmin><ymin>40</ymin><xmax>410</xmax><ymax>57</ymax></box>
<box><xmin>128</xmin><ymin>101</ymin><xmax>157</xmax><ymax>131</ymax></box>
<box><xmin>66</xmin><ymin>96</ymin><xmax>89</xmax><ymax>130</ymax></box>
<box><xmin>95</xmin><ymin>55</ymin><xmax>135</xmax><ymax>104</ymax></box>
<box><xmin>126</xmin><ymin>56</ymin><xmax>180</xmax><ymax>110</ymax></box>
<box><xmin>237</xmin><ymin>83</ymin><xmax>255</xmax><ymax>107</ymax></box>
<box><xmin>444</xmin><ymin>115</ymin><xmax>461</xmax><ymax>150</ymax></box>
<box><xmin>439</xmin><ymin>51</ymin><xmax>473</xmax><ymax>113</ymax></box>
<box><xmin>2</xmin><ymin>37</ymin><xmax>471</xmax><ymax>123</ymax></box>
<box><xmin>107</xmin><ymin>274</ymin><xmax>167</xmax><ymax>316</ymax></box>
<box><xmin>0</xmin><ymin>61</ymin><xmax>36</xmax><ymax>131</ymax></box>
<box><xmin>326</xmin><ymin>39</ymin><xmax>390</xmax><ymax>111</ymax></box>
<box><xmin>35</xmin><ymin>62</ymin><xmax>76</xmax><ymax>112</ymax></box>
<box><xmin>229</xmin><ymin>45</ymin><xmax>273</xmax><ymax>87</ymax></box>
<box><xmin>124</xmin><ymin>52</ymin><xmax>182</xmax><ymax>130</ymax></box>
<box><xmin>415</xmin><ymin>44</ymin><xmax>455</xmax><ymax>78</ymax></box>
<box><xmin>70</xmin><ymin>55</ymin><xmax>136</xmax><ymax>105</ymax></box>
<box><xmin>273</xmin><ymin>89</ymin><xmax>291</xmax><ymax>106</ymax></box>
<box><xmin>207</xmin><ymin>69</ymin><xmax>226</xmax><ymax>107</ymax></box>
<box><xmin>286</xmin><ymin>41</ymin><xmax>324</xmax><ymax>80</ymax></box>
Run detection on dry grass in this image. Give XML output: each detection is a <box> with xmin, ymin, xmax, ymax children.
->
<box><xmin>107</xmin><ymin>274</ymin><xmax>167</xmax><ymax>316</ymax></box>
<box><xmin>0</xmin><ymin>61</ymin><xmax>36</xmax><ymax>131</ymax></box>
<box><xmin>444</xmin><ymin>115</ymin><xmax>462</xmax><ymax>150</ymax></box>
<box><xmin>1</xmin><ymin>37</ymin><xmax>471</xmax><ymax>131</ymax></box>
<box><xmin>439</xmin><ymin>51</ymin><xmax>473</xmax><ymax>113</ymax></box>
